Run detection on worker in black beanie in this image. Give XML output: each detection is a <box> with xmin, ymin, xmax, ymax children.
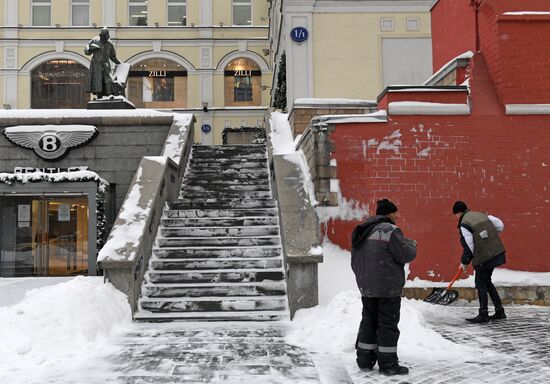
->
<box><xmin>452</xmin><ymin>200</ymin><xmax>507</xmax><ymax>323</ymax></box>
<box><xmin>351</xmin><ymin>198</ymin><xmax>417</xmax><ymax>376</ymax></box>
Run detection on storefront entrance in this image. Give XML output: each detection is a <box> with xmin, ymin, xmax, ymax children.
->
<box><xmin>0</xmin><ymin>195</ymin><xmax>89</xmax><ymax>277</ymax></box>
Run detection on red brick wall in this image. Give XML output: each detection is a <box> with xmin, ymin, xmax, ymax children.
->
<box><xmin>431</xmin><ymin>0</ymin><xmax>476</xmax><ymax>73</ymax></box>
<box><xmin>325</xmin><ymin>114</ymin><xmax>550</xmax><ymax>280</ymax></box>
<box><xmin>497</xmin><ymin>17</ymin><xmax>550</xmax><ymax>104</ymax></box>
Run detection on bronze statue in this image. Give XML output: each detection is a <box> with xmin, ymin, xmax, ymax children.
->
<box><xmin>84</xmin><ymin>27</ymin><xmax>124</xmax><ymax>98</ymax></box>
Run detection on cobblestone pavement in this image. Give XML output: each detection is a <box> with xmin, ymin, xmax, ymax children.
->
<box><xmin>107</xmin><ymin>305</ymin><xmax>550</xmax><ymax>384</ymax></box>
<box><xmin>349</xmin><ymin>305</ymin><xmax>550</xmax><ymax>384</ymax></box>
<box><xmin>109</xmin><ymin>322</ymin><xmax>328</xmax><ymax>384</ymax></box>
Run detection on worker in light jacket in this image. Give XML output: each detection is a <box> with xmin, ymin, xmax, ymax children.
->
<box><xmin>452</xmin><ymin>201</ymin><xmax>507</xmax><ymax>323</ymax></box>
<box><xmin>351</xmin><ymin>199</ymin><xmax>417</xmax><ymax>376</ymax></box>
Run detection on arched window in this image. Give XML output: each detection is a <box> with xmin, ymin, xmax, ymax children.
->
<box><xmin>31</xmin><ymin>60</ymin><xmax>89</xmax><ymax>109</ymax></box>
<box><xmin>224</xmin><ymin>58</ymin><xmax>261</xmax><ymax>107</ymax></box>
<box><xmin>127</xmin><ymin>58</ymin><xmax>187</xmax><ymax>108</ymax></box>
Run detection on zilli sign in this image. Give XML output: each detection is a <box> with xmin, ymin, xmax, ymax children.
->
<box><xmin>3</xmin><ymin>125</ymin><xmax>98</xmax><ymax>161</ymax></box>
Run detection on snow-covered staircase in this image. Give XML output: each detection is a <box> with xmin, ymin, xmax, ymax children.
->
<box><xmin>134</xmin><ymin>144</ymin><xmax>288</xmax><ymax>321</ymax></box>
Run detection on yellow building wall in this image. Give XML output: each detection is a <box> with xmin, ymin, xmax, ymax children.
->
<box><xmin>115</xmin><ymin>0</ymin><xmax>129</xmax><ymax>26</ymax></box>
<box><xmin>90</xmin><ymin>0</ymin><xmax>103</xmax><ymax>26</ymax></box>
<box><xmin>51</xmin><ymin>0</ymin><xmax>70</xmax><ymax>26</ymax></box>
<box><xmin>313</xmin><ymin>12</ymin><xmax>431</xmax><ymax>99</ymax></box>
<box><xmin>19</xmin><ymin>1</ymin><xmax>31</xmax><ymax>25</ymax></box>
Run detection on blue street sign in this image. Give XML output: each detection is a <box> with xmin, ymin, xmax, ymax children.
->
<box><xmin>290</xmin><ymin>27</ymin><xmax>309</xmax><ymax>43</ymax></box>
<box><xmin>201</xmin><ymin>124</ymin><xmax>211</xmax><ymax>133</ymax></box>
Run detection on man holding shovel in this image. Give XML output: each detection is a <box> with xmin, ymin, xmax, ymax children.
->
<box><xmin>453</xmin><ymin>201</ymin><xmax>507</xmax><ymax>323</ymax></box>
<box><xmin>351</xmin><ymin>199</ymin><xmax>417</xmax><ymax>375</ymax></box>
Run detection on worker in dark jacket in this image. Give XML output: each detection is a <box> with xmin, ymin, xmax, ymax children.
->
<box><xmin>453</xmin><ymin>201</ymin><xmax>506</xmax><ymax>323</ymax></box>
<box><xmin>351</xmin><ymin>199</ymin><xmax>417</xmax><ymax>376</ymax></box>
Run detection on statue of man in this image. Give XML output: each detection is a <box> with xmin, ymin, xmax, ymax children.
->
<box><xmin>84</xmin><ymin>27</ymin><xmax>121</xmax><ymax>98</ymax></box>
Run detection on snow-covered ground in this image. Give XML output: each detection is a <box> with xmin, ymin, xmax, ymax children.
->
<box><xmin>1</xmin><ymin>111</ymin><xmax>549</xmax><ymax>383</ymax></box>
<box><xmin>0</xmin><ymin>277</ymin><xmax>132</xmax><ymax>384</ymax></box>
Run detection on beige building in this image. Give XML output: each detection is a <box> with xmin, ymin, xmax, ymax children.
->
<box><xmin>0</xmin><ymin>0</ymin><xmax>273</xmax><ymax>144</ymax></box>
<box><xmin>269</xmin><ymin>0</ymin><xmax>435</xmax><ymax>110</ymax></box>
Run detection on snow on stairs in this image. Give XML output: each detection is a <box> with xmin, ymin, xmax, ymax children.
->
<box><xmin>134</xmin><ymin>144</ymin><xmax>289</xmax><ymax>322</ymax></box>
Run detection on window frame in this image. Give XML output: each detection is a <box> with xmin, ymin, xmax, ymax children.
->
<box><xmin>129</xmin><ymin>0</ymin><xmax>148</xmax><ymax>26</ymax></box>
<box><xmin>167</xmin><ymin>0</ymin><xmax>187</xmax><ymax>27</ymax></box>
<box><xmin>71</xmin><ymin>0</ymin><xmax>90</xmax><ymax>27</ymax></box>
<box><xmin>232</xmin><ymin>0</ymin><xmax>252</xmax><ymax>26</ymax></box>
<box><xmin>31</xmin><ymin>0</ymin><xmax>52</xmax><ymax>27</ymax></box>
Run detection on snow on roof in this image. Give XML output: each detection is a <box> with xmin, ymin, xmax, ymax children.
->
<box><xmin>294</xmin><ymin>98</ymin><xmax>376</xmax><ymax>106</ymax></box>
<box><xmin>0</xmin><ymin>170</ymin><xmax>109</xmax><ymax>193</ymax></box>
<box><xmin>423</xmin><ymin>51</ymin><xmax>474</xmax><ymax>86</ymax></box>
<box><xmin>503</xmin><ymin>11</ymin><xmax>550</xmax><ymax>15</ymax></box>
<box><xmin>4</xmin><ymin>125</ymin><xmax>96</xmax><ymax>133</ymax></box>
<box><xmin>315</xmin><ymin>111</ymin><xmax>388</xmax><ymax>124</ymax></box>
<box><xmin>389</xmin><ymin>101</ymin><xmax>471</xmax><ymax>115</ymax></box>
<box><xmin>0</xmin><ymin>109</ymin><xmax>172</xmax><ymax>118</ymax></box>
<box><xmin>505</xmin><ymin>104</ymin><xmax>550</xmax><ymax>115</ymax></box>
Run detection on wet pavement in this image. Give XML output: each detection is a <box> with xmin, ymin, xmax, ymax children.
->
<box><xmin>109</xmin><ymin>305</ymin><xmax>550</xmax><ymax>384</ymax></box>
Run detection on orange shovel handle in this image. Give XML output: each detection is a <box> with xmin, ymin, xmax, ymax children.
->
<box><xmin>446</xmin><ymin>267</ymin><xmax>463</xmax><ymax>290</ymax></box>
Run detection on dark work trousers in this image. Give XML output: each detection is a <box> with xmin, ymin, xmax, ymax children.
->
<box><xmin>356</xmin><ymin>296</ymin><xmax>401</xmax><ymax>367</ymax></box>
<box><xmin>474</xmin><ymin>253</ymin><xmax>505</xmax><ymax>311</ymax></box>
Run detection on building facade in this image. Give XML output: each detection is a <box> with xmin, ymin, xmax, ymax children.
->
<box><xmin>0</xmin><ymin>0</ymin><xmax>272</xmax><ymax>144</ymax></box>
<box><xmin>269</xmin><ymin>0</ymin><xmax>436</xmax><ymax>110</ymax></box>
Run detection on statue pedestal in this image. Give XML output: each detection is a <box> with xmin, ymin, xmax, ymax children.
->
<box><xmin>87</xmin><ymin>96</ymin><xmax>135</xmax><ymax>110</ymax></box>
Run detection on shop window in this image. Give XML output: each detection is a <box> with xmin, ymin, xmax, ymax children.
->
<box><xmin>224</xmin><ymin>58</ymin><xmax>261</xmax><ymax>106</ymax></box>
<box><xmin>233</xmin><ymin>0</ymin><xmax>251</xmax><ymax>26</ymax></box>
<box><xmin>168</xmin><ymin>0</ymin><xmax>186</xmax><ymax>26</ymax></box>
<box><xmin>72</xmin><ymin>0</ymin><xmax>89</xmax><ymax>26</ymax></box>
<box><xmin>0</xmin><ymin>195</ymin><xmax>89</xmax><ymax>277</ymax></box>
<box><xmin>127</xmin><ymin>58</ymin><xmax>187</xmax><ymax>108</ymax></box>
<box><xmin>32</xmin><ymin>0</ymin><xmax>51</xmax><ymax>26</ymax></box>
<box><xmin>129</xmin><ymin>0</ymin><xmax>148</xmax><ymax>26</ymax></box>
<box><xmin>31</xmin><ymin>60</ymin><xmax>89</xmax><ymax>109</ymax></box>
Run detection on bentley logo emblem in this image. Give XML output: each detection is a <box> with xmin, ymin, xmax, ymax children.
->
<box><xmin>3</xmin><ymin>125</ymin><xmax>98</xmax><ymax>161</ymax></box>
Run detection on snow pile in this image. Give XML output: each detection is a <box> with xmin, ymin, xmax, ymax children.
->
<box><xmin>288</xmin><ymin>290</ymin><xmax>487</xmax><ymax>364</ymax></box>
<box><xmin>0</xmin><ymin>277</ymin><xmax>131</xmax><ymax>384</ymax></box>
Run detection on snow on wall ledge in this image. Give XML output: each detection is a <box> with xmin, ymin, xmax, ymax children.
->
<box><xmin>97</xmin><ymin>166</ymin><xmax>149</xmax><ymax>263</ymax></box>
<box><xmin>388</xmin><ymin>101</ymin><xmax>471</xmax><ymax>115</ymax></box>
<box><xmin>505</xmin><ymin>104</ymin><xmax>550</xmax><ymax>115</ymax></box>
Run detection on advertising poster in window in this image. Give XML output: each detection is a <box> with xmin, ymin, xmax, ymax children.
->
<box><xmin>142</xmin><ymin>77</ymin><xmax>174</xmax><ymax>102</ymax></box>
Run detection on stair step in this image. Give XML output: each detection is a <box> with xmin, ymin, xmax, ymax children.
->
<box><xmin>183</xmin><ymin>179</ymin><xmax>269</xmax><ymax>186</ymax></box>
<box><xmin>179</xmin><ymin>191</ymin><xmax>273</xmax><ymax>199</ymax></box>
<box><xmin>152</xmin><ymin>246</ymin><xmax>282</xmax><ymax>259</ymax></box>
<box><xmin>184</xmin><ymin>184</ymin><xmax>271</xmax><ymax>192</ymax></box>
<box><xmin>164</xmin><ymin>208</ymin><xmax>278</xmax><ymax>218</ymax></box>
<box><xmin>189</xmin><ymin>162</ymin><xmax>266</xmax><ymax>170</ymax></box>
<box><xmin>139</xmin><ymin>296</ymin><xmax>287</xmax><ymax>313</ymax></box>
<box><xmin>142</xmin><ymin>282</ymin><xmax>287</xmax><ymax>298</ymax></box>
<box><xmin>157</xmin><ymin>236</ymin><xmax>280</xmax><ymax>247</ymax></box>
<box><xmin>146</xmin><ymin>269</ymin><xmax>285</xmax><ymax>284</ymax></box>
<box><xmin>150</xmin><ymin>257</ymin><xmax>283</xmax><ymax>270</ymax></box>
<box><xmin>161</xmin><ymin>216</ymin><xmax>278</xmax><ymax>227</ymax></box>
<box><xmin>184</xmin><ymin>170</ymin><xmax>269</xmax><ymax>178</ymax></box>
<box><xmin>174</xmin><ymin>200</ymin><xmax>276</xmax><ymax>210</ymax></box>
<box><xmin>190</xmin><ymin>157</ymin><xmax>266</xmax><ymax>164</ymax></box>
<box><xmin>133</xmin><ymin>310</ymin><xmax>288</xmax><ymax>322</ymax></box>
<box><xmin>160</xmin><ymin>226</ymin><xmax>279</xmax><ymax>238</ymax></box>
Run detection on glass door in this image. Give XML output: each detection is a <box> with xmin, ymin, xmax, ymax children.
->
<box><xmin>0</xmin><ymin>195</ymin><xmax>89</xmax><ymax>277</ymax></box>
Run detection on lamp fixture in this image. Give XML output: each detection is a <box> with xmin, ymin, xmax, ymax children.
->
<box><xmin>202</xmin><ymin>102</ymin><xmax>209</xmax><ymax>113</ymax></box>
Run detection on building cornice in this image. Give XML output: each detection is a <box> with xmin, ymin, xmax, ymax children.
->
<box><xmin>313</xmin><ymin>0</ymin><xmax>435</xmax><ymax>13</ymax></box>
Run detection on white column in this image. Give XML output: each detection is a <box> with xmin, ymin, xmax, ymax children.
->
<box><xmin>102</xmin><ymin>0</ymin><xmax>116</xmax><ymax>26</ymax></box>
<box><xmin>4</xmin><ymin>0</ymin><xmax>18</xmax><ymax>26</ymax></box>
<box><xmin>200</xmin><ymin>0</ymin><xmax>213</xmax><ymax>26</ymax></box>
<box><xmin>283</xmin><ymin>0</ymin><xmax>314</xmax><ymax>110</ymax></box>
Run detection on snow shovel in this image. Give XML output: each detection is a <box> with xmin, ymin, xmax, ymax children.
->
<box><xmin>423</xmin><ymin>267</ymin><xmax>463</xmax><ymax>305</ymax></box>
